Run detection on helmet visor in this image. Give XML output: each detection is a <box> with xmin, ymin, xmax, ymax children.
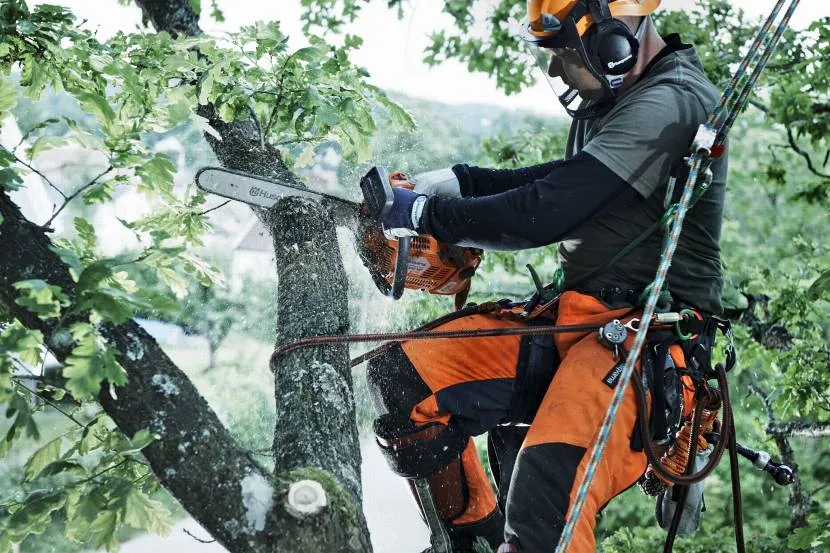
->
<box><xmin>525</xmin><ymin>40</ymin><xmax>586</xmax><ymax>115</ymax></box>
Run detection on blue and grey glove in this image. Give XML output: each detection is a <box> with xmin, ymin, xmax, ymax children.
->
<box><xmin>379</xmin><ymin>187</ymin><xmax>429</xmax><ymax>239</ymax></box>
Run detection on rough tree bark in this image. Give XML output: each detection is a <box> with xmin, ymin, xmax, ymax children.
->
<box><xmin>0</xmin><ymin>0</ymin><xmax>372</xmax><ymax>551</ymax></box>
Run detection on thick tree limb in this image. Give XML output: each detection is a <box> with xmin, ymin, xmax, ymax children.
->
<box><xmin>0</xmin><ymin>192</ymin><xmax>285</xmax><ymax>551</ymax></box>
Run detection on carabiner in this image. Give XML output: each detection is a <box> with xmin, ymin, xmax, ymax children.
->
<box><xmin>624</xmin><ymin>318</ymin><xmax>641</xmax><ymax>332</ymax></box>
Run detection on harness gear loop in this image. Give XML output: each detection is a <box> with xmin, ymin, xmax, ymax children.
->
<box><xmin>675</xmin><ymin>309</ymin><xmax>698</xmax><ymax>340</ymax></box>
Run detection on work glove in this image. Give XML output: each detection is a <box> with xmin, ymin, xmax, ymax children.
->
<box><xmin>412</xmin><ymin>167</ymin><xmax>462</xmax><ymax>198</ymax></box>
<box><xmin>655</xmin><ymin>446</ymin><xmax>711</xmax><ymax>535</ymax></box>
<box><xmin>378</xmin><ymin>187</ymin><xmax>428</xmax><ymax>239</ymax></box>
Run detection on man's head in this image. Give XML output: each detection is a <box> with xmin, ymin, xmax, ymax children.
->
<box><xmin>521</xmin><ymin>0</ymin><xmax>662</xmax><ymax>118</ymax></box>
<box><xmin>545</xmin><ymin>15</ymin><xmax>645</xmax><ymax>99</ymax></box>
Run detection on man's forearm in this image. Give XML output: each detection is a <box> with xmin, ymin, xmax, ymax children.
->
<box><xmin>421</xmin><ymin>152</ymin><xmax>631</xmax><ymax>250</ymax></box>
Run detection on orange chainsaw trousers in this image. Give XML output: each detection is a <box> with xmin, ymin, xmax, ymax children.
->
<box><xmin>367</xmin><ymin>291</ymin><xmax>695</xmax><ymax>553</ymax></box>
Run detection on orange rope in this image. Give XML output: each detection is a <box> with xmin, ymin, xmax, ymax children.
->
<box><xmin>651</xmin><ymin>405</ymin><xmax>720</xmax><ymax>486</ymax></box>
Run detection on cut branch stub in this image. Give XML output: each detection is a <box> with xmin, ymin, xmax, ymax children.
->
<box><xmin>285</xmin><ymin>479</ymin><xmax>328</xmax><ymax>519</ymax></box>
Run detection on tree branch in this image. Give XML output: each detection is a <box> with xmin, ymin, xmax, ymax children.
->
<box><xmin>748</xmin><ymin>384</ymin><xmax>812</xmax><ymax>529</ymax></box>
<box><xmin>786</xmin><ymin>126</ymin><xmax>830</xmax><ymax>180</ymax></box>
<box><xmin>198</xmin><ymin>199</ymin><xmax>230</xmax><ymax>216</ymax></box>
<box><xmin>766</xmin><ymin>421</ymin><xmax>830</xmax><ymax>438</ymax></box>
<box><xmin>43</xmin><ymin>165</ymin><xmax>113</xmax><ymax>228</ymax></box>
<box><xmin>0</xmin><ymin>145</ymin><xmax>68</xmax><ymax>201</ymax></box>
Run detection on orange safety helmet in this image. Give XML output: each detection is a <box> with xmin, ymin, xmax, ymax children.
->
<box><xmin>521</xmin><ymin>0</ymin><xmax>661</xmax><ymax>118</ymax></box>
<box><xmin>526</xmin><ymin>0</ymin><xmax>661</xmax><ymax>43</ymax></box>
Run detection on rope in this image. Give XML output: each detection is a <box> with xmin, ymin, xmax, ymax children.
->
<box><xmin>271</xmin><ymin>317</ymin><xmax>660</xmax><ymax>367</ymax></box>
<box><xmin>553</xmin><ymin>2</ymin><xmax>800</xmax><ymax>550</ymax></box>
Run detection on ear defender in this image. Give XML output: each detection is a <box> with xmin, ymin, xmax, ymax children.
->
<box><xmin>584</xmin><ymin>0</ymin><xmax>640</xmax><ymax>77</ymax></box>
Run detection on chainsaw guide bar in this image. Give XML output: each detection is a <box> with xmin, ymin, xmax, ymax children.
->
<box><xmin>195</xmin><ymin>166</ymin><xmax>360</xmax><ymax>224</ymax></box>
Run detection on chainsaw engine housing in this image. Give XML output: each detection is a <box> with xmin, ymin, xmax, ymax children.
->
<box><xmin>360</xmin><ymin>168</ymin><xmax>482</xmax><ymax>305</ymax></box>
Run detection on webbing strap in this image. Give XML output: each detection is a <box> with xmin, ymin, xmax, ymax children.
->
<box><xmin>553</xmin><ymin>2</ymin><xmax>800</xmax><ymax>551</ymax></box>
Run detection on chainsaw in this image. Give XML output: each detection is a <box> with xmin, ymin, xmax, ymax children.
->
<box><xmin>195</xmin><ymin>166</ymin><xmax>482</xmax><ymax>308</ymax></box>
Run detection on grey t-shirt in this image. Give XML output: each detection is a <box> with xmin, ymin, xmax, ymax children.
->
<box><xmin>561</xmin><ymin>36</ymin><xmax>728</xmax><ymax>314</ymax></box>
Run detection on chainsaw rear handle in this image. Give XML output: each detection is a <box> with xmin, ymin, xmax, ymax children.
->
<box><xmin>360</xmin><ymin>166</ymin><xmax>408</xmax><ymax>299</ymax></box>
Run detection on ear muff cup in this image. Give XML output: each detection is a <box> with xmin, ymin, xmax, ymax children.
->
<box><xmin>585</xmin><ymin>18</ymin><xmax>640</xmax><ymax>75</ymax></box>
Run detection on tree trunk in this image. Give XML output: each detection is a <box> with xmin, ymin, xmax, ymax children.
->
<box><xmin>133</xmin><ymin>0</ymin><xmax>372</xmax><ymax>549</ymax></box>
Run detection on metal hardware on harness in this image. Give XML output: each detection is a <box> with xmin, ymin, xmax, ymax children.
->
<box><xmin>705</xmin><ymin>433</ymin><xmax>795</xmax><ymax>486</ymax></box>
<box><xmin>691</xmin><ymin>123</ymin><xmax>718</xmax><ymax>154</ymax></box>
<box><xmin>654</xmin><ymin>312</ymin><xmax>684</xmax><ymax>324</ymax></box>
<box><xmin>597</xmin><ymin>319</ymin><xmax>628</xmax><ymax>358</ymax></box>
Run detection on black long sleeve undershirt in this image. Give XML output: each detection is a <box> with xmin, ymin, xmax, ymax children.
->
<box><xmin>420</xmin><ymin>151</ymin><xmax>632</xmax><ymax>251</ymax></box>
<box><xmin>452</xmin><ymin>160</ymin><xmax>563</xmax><ymax>198</ymax></box>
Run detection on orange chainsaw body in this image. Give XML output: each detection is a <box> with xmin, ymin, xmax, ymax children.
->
<box><xmin>361</xmin><ymin>170</ymin><xmax>482</xmax><ymax>303</ymax></box>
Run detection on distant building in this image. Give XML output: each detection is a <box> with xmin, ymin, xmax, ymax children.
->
<box><xmin>230</xmin><ymin>218</ymin><xmax>276</xmax><ymax>291</ymax></box>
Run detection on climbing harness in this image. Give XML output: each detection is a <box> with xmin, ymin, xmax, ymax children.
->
<box><xmin>554</xmin><ymin>1</ymin><xmax>802</xmax><ymax>552</ymax></box>
<box><xmin>271</xmin><ymin>302</ymin><xmax>659</xmax><ymax>368</ymax></box>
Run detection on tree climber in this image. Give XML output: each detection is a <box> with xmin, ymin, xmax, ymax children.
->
<box><xmin>367</xmin><ymin>0</ymin><xmax>728</xmax><ymax>551</ymax></box>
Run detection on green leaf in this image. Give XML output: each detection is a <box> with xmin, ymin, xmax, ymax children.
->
<box><xmin>0</xmin><ymin>74</ymin><xmax>19</xmax><ymax>118</ymax></box>
<box><xmin>76</xmin><ymin>260</ymin><xmax>114</xmax><ymax>296</ymax></box>
<box><xmin>123</xmin><ymin>487</ymin><xmax>173</xmax><ymax>535</ymax></box>
<box><xmin>13</xmin><ymin>279</ymin><xmax>70</xmax><ymax>318</ymax></box>
<box><xmin>788</xmin><ymin>524</ymin><xmax>821</xmax><ymax>550</ymax></box>
<box><xmin>23</xmin><ymin>435</ymin><xmax>63</xmax><ymax>481</ymax></box>
<box><xmin>50</xmin><ymin>244</ymin><xmax>83</xmax><ymax>282</ymax></box>
<box><xmin>190</xmin><ymin>112</ymin><xmax>222</xmax><ymax>140</ymax></box>
<box><xmin>156</xmin><ymin>266</ymin><xmax>189</xmax><ymax>299</ymax></box>
<box><xmin>0</xmin><ymin>167</ymin><xmax>24</xmax><ymax>191</ymax></box>
<box><xmin>78</xmin><ymin>415</ymin><xmax>108</xmax><ymax>455</ymax></box>
<box><xmin>0</xmin><ymin>322</ymin><xmax>44</xmax><ymax>367</ymax></box>
<box><xmin>24</xmin><ymin>134</ymin><xmax>68</xmax><ymax>161</ymax></box>
<box><xmin>38</xmin><ymin>459</ymin><xmax>89</xmax><ymax>478</ymax></box>
<box><xmin>4</xmin><ymin>491</ymin><xmax>67</xmax><ymax>540</ymax></box>
<box><xmin>291</xmin><ymin>46</ymin><xmax>321</xmax><ymax>62</ymax></box>
<box><xmin>74</xmin><ymin>217</ymin><xmax>97</xmax><ymax>251</ymax></box>
<box><xmin>89</xmin><ymin>509</ymin><xmax>118</xmax><ymax>550</ymax></box>
<box><xmin>62</xmin><ymin>323</ymin><xmax>128</xmax><ymax>399</ymax></box>
<box><xmin>72</xmin><ymin>91</ymin><xmax>116</xmax><ymax>127</ymax></box>
<box><xmin>118</xmin><ymin>428</ymin><xmax>155</xmax><ymax>455</ymax></box>
<box><xmin>197</xmin><ymin>70</ymin><xmax>214</xmax><ymax>105</ymax></box>
<box><xmin>135</xmin><ymin>153</ymin><xmax>176</xmax><ymax>197</ymax></box>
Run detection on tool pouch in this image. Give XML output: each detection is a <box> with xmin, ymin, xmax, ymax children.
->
<box><xmin>655</xmin><ymin>446</ymin><xmax>712</xmax><ymax>535</ymax></box>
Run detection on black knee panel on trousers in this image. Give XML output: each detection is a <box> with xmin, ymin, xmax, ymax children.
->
<box><xmin>367</xmin><ymin>345</ymin><xmax>431</xmax><ymax>419</ymax></box>
<box><xmin>504</xmin><ymin>443</ymin><xmax>586</xmax><ymax>551</ymax></box>
<box><xmin>374</xmin><ymin>414</ymin><xmax>467</xmax><ymax>478</ymax></box>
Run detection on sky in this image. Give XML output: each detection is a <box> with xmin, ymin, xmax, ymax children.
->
<box><xmin>32</xmin><ymin>0</ymin><xmax>830</xmax><ymax>115</ymax></box>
